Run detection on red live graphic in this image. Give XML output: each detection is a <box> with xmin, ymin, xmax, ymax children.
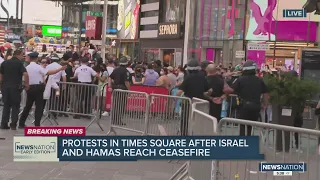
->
<box><xmin>24</xmin><ymin>127</ymin><xmax>86</xmax><ymax>136</ymax></box>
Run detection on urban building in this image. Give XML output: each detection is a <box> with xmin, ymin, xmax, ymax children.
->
<box><xmin>185</xmin><ymin>0</ymin><xmax>320</xmax><ymax>70</ymax></box>
<box><xmin>184</xmin><ymin>0</ymin><xmax>245</xmax><ymax>66</ymax></box>
<box><xmin>138</xmin><ymin>0</ymin><xmax>186</xmax><ymax>66</ymax></box>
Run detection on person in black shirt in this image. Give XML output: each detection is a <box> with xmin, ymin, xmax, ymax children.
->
<box><xmin>224</xmin><ymin>60</ymin><xmax>269</xmax><ymax>136</ymax></box>
<box><xmin>177</xmin><ymin>59</ymin><xmax>209</xmax><ymax>135</ymax></box>
<box><xmin>0</xmin><ymin>50</ymin><xmax>29</xmax><ymax>130</ymax></box>
<box><xmin>108</xmin><ymin>56</ymin><xmax>130</xmax><ymax>125</ymax></box>
<box><xmin>204</xmin><ymin>64</ymin><xmax>226</xmax><ymax>121</ymax></box>
<box><xmin>199</xmin><ymin>60</ymin><xmax>211</xmax><ymax>77</ymax></box>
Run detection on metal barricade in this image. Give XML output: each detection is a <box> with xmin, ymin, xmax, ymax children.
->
<box><xmin>227</xmin><ymin>94</ymin><xmax>239</xmax><ymax>118</ymax></box>
<box><xmin>107</xmin><ymin>89</ymin><xmax>149</xmax><ymax>135</ymax></box>
<box><xmin>171</xmin><ymin>97</ymin><xmax>218</xmax><ymax>180</ymax></box>
<box><xmin>42</xmin><ymin>82</ymin><xmax>102</xmax><ymax>130</ymax></box>
<box><xmin>216</xmin><ymin>117</ymin><xmax>320</xmax><ymax>180</ymax></box>
<box><xmin>145</xmin><ymin>94</ymin><xmax>192</xmax><ymax>136</ymax></box>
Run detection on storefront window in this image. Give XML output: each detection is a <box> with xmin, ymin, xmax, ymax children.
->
<box><xmin>142</xmin><ymin>49</ymin><xmax>159</xmax><ymax>62</ymax></box>
<box><xmin>162</xmin><ymin>0</ymin><xmax>186</xmax><ymax>23</ymax></box>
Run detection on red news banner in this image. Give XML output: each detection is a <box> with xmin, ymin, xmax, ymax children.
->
<box><xmin>24</xmin><ymin>127</ymin><xmax>86</xmax><ymax>136</ymax></box>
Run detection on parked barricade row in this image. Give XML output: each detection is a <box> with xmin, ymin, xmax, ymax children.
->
<box><xmin>104</xmin><ymin>85</ymin><xmax>170</xmax><ymax>112</ymax></box>
<box><xmin>107</xmin><ymin>89</ymin><xmax>149</xmax><ymax>135</ymax></box>
<box><xmin>171</xmin><ymin>98</ymin><xmax>218</xmax><ymax>180</ymax></box>
<box><xmin>215</xmin><ymin>118</ymin><xmax>320</xmax><ymax>180</ymax></box>
<box><xmin>42</xmin><ymin>82</ymin><xmax>103</xmax><ymax>131</ymax></box>
<box><xmin>106</xmin><ymin>89</ymin><xmax>192</xmax><ymax>136</ymax></box>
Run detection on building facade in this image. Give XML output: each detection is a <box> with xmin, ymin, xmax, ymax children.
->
<box><xmin>184</xmin><ymin>0</ymin><xmax>245</xmax><ymax>66</ymax></box>
<box><xmin>185</xmin><ymin>0</ymin><xmax>320</xmax><ymax>69</ymax></box>
<box><xmin>138</xmin><ymin>0</ymin><xmax>186</xmax><ymax>66</ymax></box>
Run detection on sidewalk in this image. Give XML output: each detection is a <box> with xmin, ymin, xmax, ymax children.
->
<box><xmin>0</xmin><ymin>116</ymin><xmax>182</xmax><ymax>180</ymax></box>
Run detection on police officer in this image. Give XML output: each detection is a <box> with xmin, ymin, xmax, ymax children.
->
<box><xmin>224</xmin><ymin>60</ymin><xmax>269</xmax><ymax>136</ymax></box>
<box><xmin>108</xmin><ymin>56</ymin><xmax>131</xmax><ymax>125</ymax></box>
<box><xmin>72</xmin><ymin>57</ymin><xmax>100</xmax><ymax>119</ymax></box>
<box><xmin>0</xmin><ymin>49</ymin><xmax>29</xmax><ymax>130</ymax></box>
<box><xmin>19</xmin><ymin>52</ymin><xmax>67</xmax><ymax>128</ymax></box>
<box><xmin>177</xmin><ymin>58</ymin><xmax>210</xmax><ymax>135</ymax></box>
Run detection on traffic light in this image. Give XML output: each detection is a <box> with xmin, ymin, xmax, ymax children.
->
<box><xmin>303</xmin><ymin>0</ymin><xmax>320</xmax><ymax>14</ymax></box>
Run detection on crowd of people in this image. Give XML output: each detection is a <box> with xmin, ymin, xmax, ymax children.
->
<box><xmin>0</xmin><ymin>43</ymin><xmax>316</xmax><ymax>149</ymax></box>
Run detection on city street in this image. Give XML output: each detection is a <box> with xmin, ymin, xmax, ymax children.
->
<box><xmin>0</xmin><ymin>115</ymin><xmax>183</xmax><ymax>180</ymax></box>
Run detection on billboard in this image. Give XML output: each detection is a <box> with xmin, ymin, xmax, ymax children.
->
<box><xmin>117</xmin><ymin>0</ymin><xmax>140</xmax><ymax>39</ymax></box>
<box><xmin>22</xmin><ymin>0</ymin><xmax>62</xmax><ymax>26</ymax></box>
<box><xmin>245</xmin><ymin>0</ymin><xmax>318</xmax><ymax>41</ymax></box>
<box><xmin>0</xmin><ymin>0</ymin><xmax>22</xmax><ymax>19</ymax></box>
<box><xmin>42</xmin><ymin>26</ymin><xmax>62</xmax><ymax>37</ymax></box>
<box><xmin>85</xmin><ymin>16</ymin><xmax>102</xmax><ymax>40</ymax></box>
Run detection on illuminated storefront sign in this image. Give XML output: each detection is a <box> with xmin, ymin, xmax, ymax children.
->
<box><xmin>158</xmin><ymin>22</ymin><xmax>180</xmax><ymax>38</ymax></box>
<box><xmin>42</xmin><ymin>26</ymin><xmax>62</xmax><ymax>37</ymax></box>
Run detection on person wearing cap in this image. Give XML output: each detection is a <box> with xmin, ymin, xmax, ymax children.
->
<box><xmin>224</xmin><ymin>60</ymin><xmax>269</xmax><ymax>136</ymax></box>
<box><xmin>176</xmin><ymin>58</ymin><xmax>210</xmax><ymax>135</ymax></box>
<box><xmin>19</xmin><ymin>52</ymin><xmax>67</xmax><ymax>128</ymax></box>
<box><xmin>45</xmin><ymin>53</ymin><xmax>68</xmax><ymax>118</ymax></box>
<box><xmin>72</xmin><ymin>57</ymin><xmax>100</xmax><ymax>119</ymax></box>
<box><xmin>108</xmin><ymin>56</ymin><xmax>131</xmax><ymax>125</ymax></box>
<box><xmin>0</xmin><ymin>49</ymin><xmax>29</xmax><ymax>130</ymax></box>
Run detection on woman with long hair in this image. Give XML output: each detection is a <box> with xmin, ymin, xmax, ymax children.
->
<box><xmin>156</xmin><ymin>68</ymin><xmax>171</xmax><ymax>89</ymax></box>
<box><xmin>176</xmin><ymin>66</ymin><xmax>185</xmax><ymax>87</ymax></box>
<box><xmin>132</xmin><ymin>65</ymin><xmax>145</xmax><ymax>85</ymax></box>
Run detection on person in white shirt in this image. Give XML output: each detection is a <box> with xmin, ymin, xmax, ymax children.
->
<box><xmin>72</xmin><ymin>57</ymin><xmax>100</xmax><ymax>119</ymax></box>
<box><xmin>19</xmin><ymin>52</ymin><xmax>66</xmax><ymax>128</ymax></box>
<box><xmin>45</xmin><ymin>56</ymin><xmax>68</xmax><ymax>118</ymax></box>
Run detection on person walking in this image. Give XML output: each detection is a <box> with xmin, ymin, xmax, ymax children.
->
<box><xmin>19</xmin><ymin>52</ymin><xmax>67</xmax><ymax>128</ymax></box>
<box><xmin>0</xmin><ymin>50</ymin><xmax>29</xmax><ymax>130</ymax></box>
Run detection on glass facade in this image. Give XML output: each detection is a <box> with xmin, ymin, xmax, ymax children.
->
<box><xmin>186</xmin><ymin>0</ymin><xmax>320</xmax><ymax>68</ymax></box>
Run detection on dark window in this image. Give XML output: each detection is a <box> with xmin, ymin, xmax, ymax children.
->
<box><xmin>142</xmin><ymin>0</ymin><xmax>159</xmax><ymax>4</ymax></box>
<box><xmin>141</xmin><ymin>11</ymin><xmax>159</xmax><ymax>18</ymax></box>
<box><xmin>140</xmin><ymin>24</ymin><xmax>158</xmax><ymax>31</ymax></box>
<box><xmin>161</xmin><ymin>0</ymin><xmax>186</xmax><ymax>23</ymax></box>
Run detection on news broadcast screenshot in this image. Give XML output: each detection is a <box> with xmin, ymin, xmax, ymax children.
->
<box><xmin>2</xmin><ymin>0</ymin><xmax>320</xmax><ymax>178</ymax></box>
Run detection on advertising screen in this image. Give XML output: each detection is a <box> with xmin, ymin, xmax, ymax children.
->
<box><xmin>0</xmin><ymin>0</ymin><xmax>22</xmax><ymax>19</ymax></box>
<box><xmin>23</xmin><ymin>0</ymin><xmax>62</xmax><ymax>26</ymax></box>
<box><xmin>42</xmin><ymin>26</ymin><xmax>62</xmax><ymax>37</ymax></box>
<box><xmin>117</xmin><ymin>0</ymin><xmax>140</xmax><ymax>39</ymax></box>
<box><xmin>245</xmin><ymin>0</ymin><xmax>318</xmax><ymax>41</ymax></box>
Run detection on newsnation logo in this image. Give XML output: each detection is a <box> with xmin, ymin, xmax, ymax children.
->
<box><xmin>14</xmin><ymin>137</ymin><xmax>59</xmax><ymax>162</ymax></box>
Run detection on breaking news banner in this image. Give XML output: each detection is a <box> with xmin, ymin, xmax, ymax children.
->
<box><xmin>24</xmin><ymin>127</ymin><xmax>86</xmax><ymax>136</ymax></box>
<box><xmin>259</xmin><ymin>162</ymin><xmax>307</xmax><ymax>176</ymax></box>
<box><xmin>13</xmin><ymin>136</ymin><xmax>264</xmax><ymax>162</ymax></box>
